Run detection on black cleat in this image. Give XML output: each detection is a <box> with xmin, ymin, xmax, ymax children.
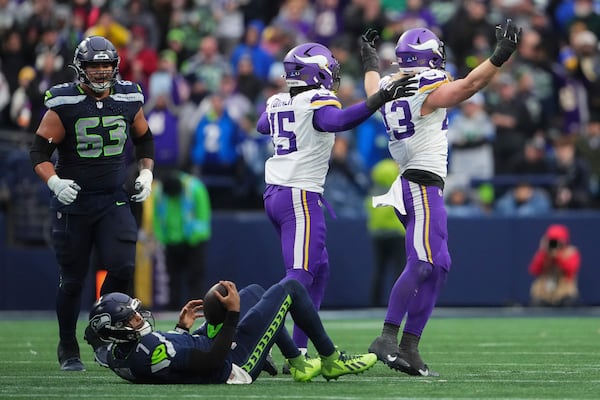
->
<box><xmin>368</xmin><ymin>336</ymin><xmax>411</xmax><ymax>371</ymax></box>
<box><xmin>60</xmin><ymin>357</ymin><xmax>86</xmax><ymax>371</ymax></box>
<box><xmin>395</xmin><ymin>349</ymin><xmax>440</xmax><ymax>377</ymax></box>
<box><xmin>58</xmin><ymin>339</ymin><xmax>85</xmax><ymax>371</ymax></box>
<box><xmin>369</xmin><ymin>334</ymin><xmax>440</xmax><ymax>377</ymax></box>
<box><xmin>397</xmin><ymin>332</ymin><xmax>440</xmax><ymax>377</ymax></box>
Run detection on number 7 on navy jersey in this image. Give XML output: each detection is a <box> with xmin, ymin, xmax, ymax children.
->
<box><xmin>268</xmin><ymin>110</ymin><xmax>298</xmax><ymax>155</ymax></box>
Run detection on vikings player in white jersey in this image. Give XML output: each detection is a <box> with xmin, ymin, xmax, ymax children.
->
<box><xmin>360</xmin><ymin>20</ymin><xmax>522</xmax><ymax>376</ymax></box>
<box><xmin>257</xmin><ymin>42</ymin><xmax>418</xmax><ymax>354</ymax></box>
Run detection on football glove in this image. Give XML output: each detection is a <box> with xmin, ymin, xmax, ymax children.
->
<box><xmin>47</xmin><ymin>175</ymin><xmax>81</xmax><ymax>205</ymax></box>
<box><xmin>490</xmin><ymin>18</ymin><xmax>522</xmax><ymax>67</ymax></box>
<box><xmin>131</xmin><ymin>169</ymin><xmax>153</xmax><ymax>202</ymax></box>
<box><xmin>366</xmin><ymin>75</ymin><xmax>418</xmax><ymax>111</ymax></box>
<box><xmin>360</xmin><ymin>28</ymin><xmax>380</xmax><ymax>73</ymax></box>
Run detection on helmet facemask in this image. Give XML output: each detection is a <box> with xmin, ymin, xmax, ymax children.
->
<box><xmin>77</xmin><ymin>62</ymin><xmax>119</xmax><ymax>93</ymax></box>
<box><xmin>283</xmin><ymin>43</ymin><xmax>341</xmax><ymax>91</ymax></box>
<box><xmin>73</xmin><ymin>36</ymin><xmax>120</xmax><ymax>93</ymax></box>
<box><xmin>88</xmin><ymin>293</ymin><xmax>154</xmax><ymax>344</ymax></box>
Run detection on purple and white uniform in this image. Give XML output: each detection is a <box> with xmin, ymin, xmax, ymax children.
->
<box><xmin>257</xmin><ymin>87</ymin><xmax>376</xmax><ymax>348</ymax></box>
<box><xmin>373</xmin><ymin>69</ymin><xmax>451</xmax><ymax>335</ymax></box>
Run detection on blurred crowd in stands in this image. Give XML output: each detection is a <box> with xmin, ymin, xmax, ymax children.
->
<box><xmin>1</xmin><ymin>0</ymin><xmax>600</xmax><ymax>228</ymax></box>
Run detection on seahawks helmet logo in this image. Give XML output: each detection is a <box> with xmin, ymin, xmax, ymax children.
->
<box><xmin>90</xmin><ymin>313</ymin><xmax>111</xmax><ymax>332</ymax></box>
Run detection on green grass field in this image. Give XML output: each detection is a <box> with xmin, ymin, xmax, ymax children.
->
<box><xmin>1</xmin><ymin>311</ymin><xmax>599</xmax><ymax>399</ymax></box>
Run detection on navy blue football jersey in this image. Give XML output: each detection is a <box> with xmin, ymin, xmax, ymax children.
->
<box><xmin>107</xmin><ymin>330</ymin><xmax>233</xmax><ymax>384</ymax></box>
<box><xmin>44</xmin><ymin>81</ymin><xmax>143</xmax><ymax>195</ymax></box>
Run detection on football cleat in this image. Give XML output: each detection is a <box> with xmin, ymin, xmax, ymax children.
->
<box><xmin>368</xmin><ymin>335</ymin><xmax>410</xmax><ymax>370</ymax></box>
<box><xmin>60</xmin><ymin>357</ymin><xmax>86</xmax><ymax>371</ymax></box>
<box><xmin>396</xmin><ymin>348</ymin><xmax>440</xmax><ymax>377</ymax></box>
<box><xmin>397</xmin><ymin>332</ymin><xmax>440</xmax><ymax>377</ymax></box>
<box><xmin>320</xmin><ymin>350</ymin><xmax>377</xmax><ymax>381</ymax></box>
<box><xmin>58</xmin><ymin>340</ymin><xmax>85</xmax><ymax>371</ymax></box>
<box><xmin>369</xmin><ymin>335</ymin><xmax>440</xmax><ymax>377</ymax></box>
<box><xmin>287</xmin><ymin>354</ymin><xmax>321</xmax><ymax>382</ymax></box>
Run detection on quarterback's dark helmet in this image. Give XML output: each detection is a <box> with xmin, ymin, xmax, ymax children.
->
<box><xmin>395</xmin><ymin>28</ymin><xmax>446</xmax><ymax>74</ymax></box>
<box><xmin>88</xmin><ymin>292</ymin><xmax>153</xmax><ymax>343</ymax></box>
<box><xmin>73</xmin><ymin>36</ymin><xmax>120</xmax><ymax>93</ymax></box>
<box><xmin>283</xmin><ymin>42</ymin><xmax>341</xmax><ymax>90</ymax></box>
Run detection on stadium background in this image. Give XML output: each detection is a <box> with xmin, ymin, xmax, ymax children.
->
<box><xmin>2</xmin><ymin>211</ymin><xmax>600</xmax><ymax>309</ymax></box>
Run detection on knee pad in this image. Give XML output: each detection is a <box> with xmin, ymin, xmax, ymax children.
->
<box><xmin>242</xmin><ymin>284</ymin><xmax>265</xmax><ymax>298</ymax></box>
<box><xmin>239</xmin><ymin>284</ymin><xmax>266</xmax><ymax>307</ymax></box>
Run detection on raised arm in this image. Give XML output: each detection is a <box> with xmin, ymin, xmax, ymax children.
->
<box><xmin>360</xmin><ymin>28</ymin><xmax>382</xmax><ymax>97</ymax></box>
<box><xmin>424</xmin><ymin>19</ymin><xmax>522</xmax><ymax>110</ymax></box>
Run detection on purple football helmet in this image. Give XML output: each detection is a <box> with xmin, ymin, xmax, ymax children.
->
<box><xmin>395</xmin><ymin>28</ymin><xmax>446</xmax><ymax>74</ymax></box>
<box><xmin>283</xmin><ymin>42</ymin><xmax>340</xmax><ymax>90</ymax></box>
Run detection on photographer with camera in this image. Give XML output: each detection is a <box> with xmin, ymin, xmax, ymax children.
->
<box><xmin>528</xmin><ymin>224</ymin><xmax>581</xmax><ymax>307</ymax></box>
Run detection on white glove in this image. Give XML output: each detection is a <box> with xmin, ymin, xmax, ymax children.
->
<box><xmin>131</xmin><ymin>169</ymin><xmax>153</xmax><ymax>202</ymax></box>
<box><xmin>47</xmin><ymin>175</ymin><xmax>81</xmax><ymax>205</ymax></box>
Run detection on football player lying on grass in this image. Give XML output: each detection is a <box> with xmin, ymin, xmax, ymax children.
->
<box><xmin>85</xmin><ymin>280</ymin><xmax>376</xmax><ymax>384</ymax></box>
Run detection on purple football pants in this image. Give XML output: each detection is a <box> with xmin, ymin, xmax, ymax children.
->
<box><xmin>264</xmin><ymin>185</ymin><xmax>330</xmax><ymax>349</ymax></box>
<box><xmin>385</xmin><ymin>177</ymin><xmax>450</xmax><ymax>337</ymax></box>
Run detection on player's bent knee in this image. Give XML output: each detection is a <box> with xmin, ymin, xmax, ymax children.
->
<box><xmin>242</xmin><ymin>284</ymin><xmax>266</xmax><ymax>299</ymax></box>
<box><xmin>281</xmin><ymin>279</ymin><xmax>307</xmax><ymax>297</ymax></box>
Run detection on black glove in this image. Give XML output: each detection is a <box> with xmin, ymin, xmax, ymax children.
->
<box><xmin>365</xmin><ymin>75</ymin><xmax>418</xmax><ymax>111</ymax></box>
<box><xmin>489</xmin><ymin>18</ymin><xmax>522</xmax><ymax>67</ymax></box>
<box><xmin>360</xmin><ymin>28</ymin><xmax>380</xmax><ymax>73</ymax></box>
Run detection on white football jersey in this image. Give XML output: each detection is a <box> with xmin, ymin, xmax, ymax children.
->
<box><xmin>380</xmin><ymin>69</ymin><xmax>450</xmax><ymax>179</ymax></box>
<box><xmin>263</xmin><ymin>88</ymin><xmax>340</xmax><ymax>193</ymax></box>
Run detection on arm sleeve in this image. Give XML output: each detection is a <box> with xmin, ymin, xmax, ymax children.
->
<box><xmin>30</xmin><ymin>134</ymin><xmax>57</xmax><ymax>167</ymax></box>
<box><xmin>256</xmin><ymin>112</ymin><xmax>270</xmax><ymax>135</ymax></box>
<box><xmin>132</xmin><ymin>128</ymin><xmax>155</xmax><ymax>161</ymax></box>
<box><xmin>313</xmin><ymin>102</ymin><xmax>374</xmax><ymax>132</ymax></box>
<box><xmin>186</xmin><ymin>311</ymin><xmax>240</xmax><ymax>372</ymax></box>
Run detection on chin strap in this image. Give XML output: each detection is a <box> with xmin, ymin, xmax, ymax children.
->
<box><xmin>137</xmin><ymin>320</ymin><xmax>153</xmax><ymax>337</ymax></box>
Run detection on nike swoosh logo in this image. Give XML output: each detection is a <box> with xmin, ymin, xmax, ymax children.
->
<box><xmin>116</xmin><ymin>201</ymin><xmax>127</xmax><ymax>206</ymax></box>
<box><xmin>386</xmin><ymin>355</ymin><xmax>398</xmax><ymax>362</ymax></box>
